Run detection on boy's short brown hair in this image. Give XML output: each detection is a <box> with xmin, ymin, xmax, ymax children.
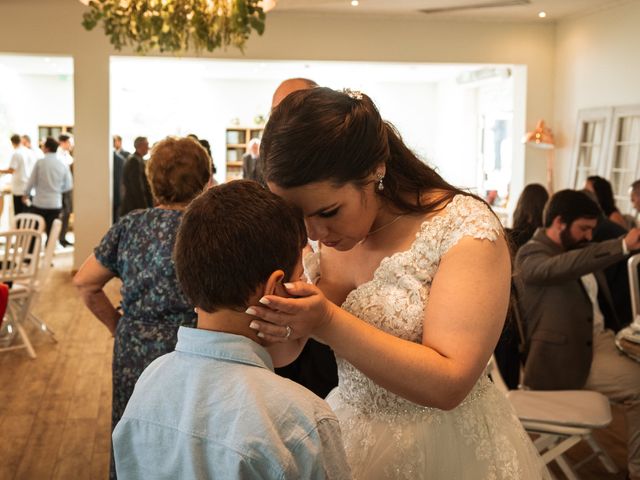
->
<box><xmin>174</xmin><ymin>180</ymin><xmax>307</xmax><ymax>313</ymax></box>
<box><xmin>147</xmin><ymin>136</ymin><xmax>211</xmax><ymax>205</ymax></box>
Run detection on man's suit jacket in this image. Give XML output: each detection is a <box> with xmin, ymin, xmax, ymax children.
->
<box><xmin>593</xmin><ymin>216</ymin><xmax>632</xmax><ymax>326</ymax></box>
<box><xmin>515</xmin><ymin>229</ymin><xmax>625</xmax><ymax>390</ymax></box>
<box><xmin>242</xmin><ymin>153</ymin><xmax>264</xmax><ymax>185</ymax></box>
<box><xmin>120</xmin><ymin>153</ymin><xmax>153</xmax><ymax>217</ymax></box>
<box><xmin>113</xmin><ymin>149</ymin><xmax>130</xmax><ymax>222</ymax></box>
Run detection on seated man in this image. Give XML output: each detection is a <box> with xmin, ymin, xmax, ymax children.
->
<box><xmin>113</xmin><ymin>181</ymin><xmax>350</xmax><ymax>480</ymax></box>
<box><xmin>515</xmin><ymin>189</ymin><xmax>640</xmax><ymax>480</ymax></box>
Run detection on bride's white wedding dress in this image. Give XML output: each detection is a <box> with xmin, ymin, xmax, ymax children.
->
<box><xmin>306</xmin><ymin>195</ymin><xmax>550</xmax><ymax>479</ymax></box>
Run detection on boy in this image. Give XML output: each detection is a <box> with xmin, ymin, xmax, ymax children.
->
<box><xmin>113</xmin><ymin>181</ymin><xmax>350</xmax><ymax>479</ymax></box>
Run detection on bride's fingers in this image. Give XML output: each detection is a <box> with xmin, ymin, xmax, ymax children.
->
<box><xmin>245</xmin><ymin>305</ymin><xmax>289</xmax><ymax>326</ymax></box>
<box><xmin>283</xmin><ymin>281</ymin><xmax>319</xmax><ymax>297</ymax></box>
<box><xmin>247</xmin><ymin>319</ymin><xmax>290</xmax><ymax>339</ymax></box>
<box><xmin>258</xmin><ymin>295</ymin><xmax>304</xmax><ymax>314</ymax></box>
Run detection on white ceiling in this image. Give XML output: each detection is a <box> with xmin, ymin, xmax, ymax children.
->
<box><xmin>10</xmin><ymin>0</ymin><xmax>634</xmax><ymax>22</ymax></box>
<box><xmin>273</xmin><ymin>0</ymin><xmax>634</xmax><ymax>21</ymax></box>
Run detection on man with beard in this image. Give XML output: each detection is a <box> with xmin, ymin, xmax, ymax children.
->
<box><xmin>516</xmin><ymin>189</ymin><xmax>640</xmax><ymax>480</ymax></box>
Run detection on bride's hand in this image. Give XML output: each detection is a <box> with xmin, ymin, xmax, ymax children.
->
<box><xmin>246</xmin><ymin>281</ymin><xmax>336</xmax><ymax>343</ymax></box>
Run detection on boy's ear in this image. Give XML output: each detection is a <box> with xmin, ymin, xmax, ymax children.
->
<box><xmin>263</xmin><ymin>269</ymin><xmax>286</xmax><ymax>297</ymax></box>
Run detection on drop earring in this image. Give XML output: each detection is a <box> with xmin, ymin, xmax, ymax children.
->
<box><xmin>377</xmin><ymin>172</ymin><xmax>385</xmax><ymax>191</ymax></box>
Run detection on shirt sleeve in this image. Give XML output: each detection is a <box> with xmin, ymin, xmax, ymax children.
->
<box><xmin>25</xmin><ymin>160</ymin><xmax>38</xmax><ymax>195</ymax></box>
<box><xmin>94</xmin><ymin>219</ymin><xmax>126</xmax><ymax>275</ymax></box>
<box><xmin>290</xmin><ymin>417</ymin><xmax>352</xmax><ymax>480</ymax></box>
<box><xmin>9</xmin><ymin>151</ymin><xmax>21</xmax><ymax>170</ymax></box>
<box><xmin>62</xmin><ymin>165</ymin><xmax>73</xmax><ymax>192</ymax></box>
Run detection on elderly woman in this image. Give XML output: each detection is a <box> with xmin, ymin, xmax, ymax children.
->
<box><xmin>73</xmin><ymin>136</ymin><xmax>211</xmax><ymax>479</ymax></box>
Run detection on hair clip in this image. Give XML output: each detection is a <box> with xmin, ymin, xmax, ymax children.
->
<box><xmin>343</xmin><ymin>88</ymin><xmax>363</xmax><ymax>100</ymax></box>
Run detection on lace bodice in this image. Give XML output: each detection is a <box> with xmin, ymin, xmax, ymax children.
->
<box><xmin>305</xmin><ymin>195</ymin><xmax>502</xmax><ymax>416</ymax></box>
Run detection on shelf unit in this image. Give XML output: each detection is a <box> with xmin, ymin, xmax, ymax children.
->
<box><xmin>225</xmin><ymin>127</ymin><xmax>264</xmax><ymax>181</ymax></box>
<box><xmin>38</xmin><ymin>125</ymin><xmax>74</xmax><ymax>144</ymax></box>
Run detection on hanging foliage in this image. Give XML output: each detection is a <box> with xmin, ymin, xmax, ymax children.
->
<box><xmin>81</xmin><ymin>0</ymin><xmax>267</xmax><ymax>54</ymax></box>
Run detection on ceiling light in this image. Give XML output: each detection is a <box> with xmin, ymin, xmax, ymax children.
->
<box><xmin>351</xmin><ymin>0</ymin><xmax>359</xmax><ymax>6</ymax></box>
<box><xmin>538</xmin><ymin>11</ymin><xmax>547</xmax><ymax>18</ymax></box>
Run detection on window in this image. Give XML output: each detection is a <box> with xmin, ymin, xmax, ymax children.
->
<box><xmin>605</xmin><ymin>106</ymin><xmax>640</xmax><ymax>214</ymax></box>
<box><xmin>569</xmin><ymin>108</ymin><xmax>612</xmax><ymax>190</ymax></box>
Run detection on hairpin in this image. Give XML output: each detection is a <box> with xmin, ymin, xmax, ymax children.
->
<box><xmin>343</xmin><ymin>88</ymin><xmax>363</xmax><ymax>100</ymax></box>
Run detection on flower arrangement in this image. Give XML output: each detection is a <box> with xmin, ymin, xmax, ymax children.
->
<box><xmin>81</xmin><ymin>0</ymin><xmax>267</xmax><ymax>54</ymax></box>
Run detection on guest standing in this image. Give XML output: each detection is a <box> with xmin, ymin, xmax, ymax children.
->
<box><xmin>119</xmin><ymin>136</ymin><xmax>152</xmax><ymax>217</ymax></box>
<box><xmin>73</xmin><ymin>137</ymin><xmax>211</xmax><ymax>480</ymax></box>
<box><xmin>242</xmin><ymin>137</ymin><xmax>264</xmax><ymax>184</ymax></box>
<box><xmin>0</xmin><ymin>134</ymin><xmax>37</xmax><ymax>216</ymax></box>
<box><xmin>57</xmin><ymin>134</ymin><xmax>74</xmax><ymax>247</ymax></box>
<box><xmin>112</xmin><ymin>135</ymin><xmax>130</xmax><ymax>223</ymax></box>
<box><xmin>23</xmin><ymin>137</ymin><xmax>72</xmax><ymax>244</ymax></box>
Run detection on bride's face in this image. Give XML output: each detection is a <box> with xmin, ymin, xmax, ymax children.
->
<box><xmin>268</xmin><ymin>180</ymin><xmax>378</xmax><ymax>251</ymax></box>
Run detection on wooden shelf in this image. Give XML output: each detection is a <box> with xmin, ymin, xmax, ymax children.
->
<box><xmin>225</xmin><ymin>126</ymin><xmax>264</xmax><ymax>179</ymax></box>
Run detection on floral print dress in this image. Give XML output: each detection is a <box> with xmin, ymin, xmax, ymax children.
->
<box><xmin>94</xmin><ymin>208</ymin><xmax>196</xmax><ymax>479</ymax></box>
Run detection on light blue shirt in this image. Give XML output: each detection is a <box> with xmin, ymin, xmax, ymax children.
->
<box><xmin>25</xmin><ymin>152</ymin><xmax>72</xmax><ymax>209</ymax></box>
<box><xmin>113</xmin><ymin>327</ymin><xmax>351</xmax><ymax>480</ymax></box>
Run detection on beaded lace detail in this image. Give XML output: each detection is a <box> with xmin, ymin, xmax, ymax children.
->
<box><xmin>305</xmin><ymin>195</ymin><xmax>547</xmax><ymax>479</ymax></box>
<box><xmin>336</xmin><ymin>195</ymin><xmax>501</xmax><ymax>415</ymax></box>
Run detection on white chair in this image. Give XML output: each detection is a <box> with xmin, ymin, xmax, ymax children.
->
<box><xmin>22</xmin><ymin>219</ymin><xmax>62</xmax><ymax>341</ymax></box>
<box><xmin>11</xmin><ymin>213</ymin><xmax>46</xmax><ymax>235</ymax></box>
<box><xmin>613</xmin><ymin>254</ymin><xmax>640</xmax><ymax>361</ymax></box>
<box><xmin>0</xmin><ymin>229</ymin><xmax>42</xmax><ymax>358</ymax></box>
<box><xmin>487</xmin><ymin>356</ymin><xmax>618</xmax><ymax>479</ymax></box>
<box><xmin>626</xmin><ymin>253</ymin><xmax>640</xmax><ymax>333</ymax></box>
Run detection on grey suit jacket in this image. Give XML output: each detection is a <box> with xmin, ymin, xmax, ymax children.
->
<box><xmin>514</xmin><ymin>228</ymin><xmax>625</xmax><ymax>390</ymax></box>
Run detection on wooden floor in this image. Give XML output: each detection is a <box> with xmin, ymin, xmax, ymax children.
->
<box><xmin>0</xmin><ymin>252</ymin><xmax>631</xmax><ymax>479</ymax></box>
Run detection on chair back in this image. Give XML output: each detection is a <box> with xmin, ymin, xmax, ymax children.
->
<box><xmin>0</xmin><ymin>283</ymin><xmax>8</xmax><ymax>330</ymax></box>
<box><xmin>35</xmin><ymin>219</ymin><xmax>62</xmax><ymax>291</ymax></box>
<box><xmin>0</xmin><ymin>230</ymin><xmax>41</xmax><ymax>285</ymax></box>
<box><xmin>628</xmin><ymin>253</ymin><xmax>640</xmax><ymax>326</ymax></box>
<box><xmin>12</xmin><ymin>213</ymin><xmax>46</xmax><ymax>234</ymax></box>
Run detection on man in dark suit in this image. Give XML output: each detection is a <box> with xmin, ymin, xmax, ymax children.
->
<box><xmin>516</xmin><ymin>189</ymin><xmax>640</xmax><ymax>479</ymax></box>
<box><xmin>119</xmin><ymin>136</ymin><xmax>152</xmax><ymax>217</ymax></box>
<box><xmin>242</xmin><ymin>138</ymin><xmax>264</xmax><ymax>185</ymax></box>
<box><xmin>112</xmin><ymin>135</ymin><xmax>130</xmax><ymax>223</ymax></box>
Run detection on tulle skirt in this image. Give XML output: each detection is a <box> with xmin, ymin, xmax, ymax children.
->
<box><xmin>326</xmin><ymin>378</ymin><xmax>551</xmax><ymax>480</ymax></box>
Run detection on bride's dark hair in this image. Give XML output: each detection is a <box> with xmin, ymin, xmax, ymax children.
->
<box><xmin>261</xmin><ymin>87</ymin><xmax>475</xmax><ymax>215</ymax></box>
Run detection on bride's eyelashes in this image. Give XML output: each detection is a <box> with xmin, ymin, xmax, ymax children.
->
<box><xmin>318</xmin><ymin>207</ymin><xmax>339</xmax><ymax>218</ymax></box>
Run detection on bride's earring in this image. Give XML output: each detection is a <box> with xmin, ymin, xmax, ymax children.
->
<box><xmin>377</xmin><ymin>172</ymin><xmax>385</xmax><ymax>191</ymax></box>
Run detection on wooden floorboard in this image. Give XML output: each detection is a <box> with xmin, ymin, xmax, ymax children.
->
<box><xmin>0</xmin><ymin>251</ymin><xmax>632</xmax><ymax>479</ymax></box>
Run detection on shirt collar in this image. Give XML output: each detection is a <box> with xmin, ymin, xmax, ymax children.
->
<box><xmin>175</xmin><ymin>326</ymin><xmax>274</xmax><ymax>371</ymax></box>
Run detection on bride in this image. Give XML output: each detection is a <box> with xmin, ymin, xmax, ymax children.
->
<box><xmin>247</xmin><ymin>87</ymin><xmax>550</xmax><ymax>479</ymax></box>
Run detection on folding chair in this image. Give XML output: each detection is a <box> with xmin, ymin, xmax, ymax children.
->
<box><xmin>487</xmin><ymin>356</ymin><xmax>618</xmax><ymax>479</ymax></box>
<box><xmin>0</xmin><ymin>283</ymin><xmax>8</xmax><ymax>331</ymax></box>
<box><xmin>0</xmin><ymin>230</ymin><xmax>42</xmax><ymax>358</ymax></box>
<box><xmin>21</xmin><ymin>219</ymin><xmax>62</xmax><ymax>341</ymax></box>
<box><xmin>615</xmin><ymin>253</ymin><xmax>640</xmax><ymax>360</ymax></box>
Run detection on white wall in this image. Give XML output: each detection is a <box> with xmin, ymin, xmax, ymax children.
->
<box><xmin>111</xmin><ymin>68</ymin><xmax>439</xmax><ymax>182</ymax></box>
<box><xmin>0</xmin><ymin>73</ymin><xmax>74</xmax><ymax>166</ymax></box>
<box><xmin>0</xmin><ymin>1</ymin><xmax>555</xmax><ymax>268</ymax></box>
<box><xmin>554</xmin><ymin>1</ymin><xmax>640</xmax><ymax>190</ymax></box>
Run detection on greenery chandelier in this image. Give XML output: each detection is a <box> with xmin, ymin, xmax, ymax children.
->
<box><xmin>81</xmin><ymin>0</ymin><xmax>268</xmax><ymax>54</ymax></box>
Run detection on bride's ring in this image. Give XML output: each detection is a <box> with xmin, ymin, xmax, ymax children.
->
<box><xmin>285</xmin><ymin>325</ymin><xmax>292</xmax><ymax>340</ymax></box>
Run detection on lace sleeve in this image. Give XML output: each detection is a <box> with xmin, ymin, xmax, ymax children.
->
<box><xmin>438</xmin><ymin>196</ymin><xmax>503</xmax><ymax>257</ymax></box>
